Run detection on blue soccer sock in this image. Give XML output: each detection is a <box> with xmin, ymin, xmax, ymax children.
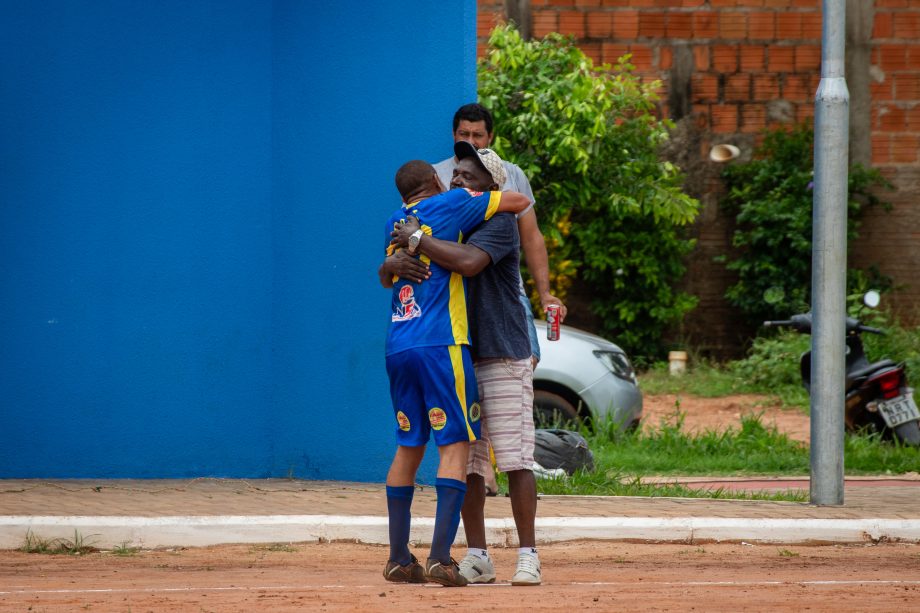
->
<box><xmin>430</xmin><ymin>477</ymin><xmax>467</xmax><ymax>564</ymax></box>
<box><xmin>386</xmin><ymin>485</ymin><xmax>415</xmax><ymax>566</ymax></box>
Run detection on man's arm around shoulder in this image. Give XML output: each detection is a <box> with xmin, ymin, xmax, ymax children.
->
<box><xmin>495</xmin><ymin>190</ymin><xmax>531</xmax><ymax>215</ymax></box>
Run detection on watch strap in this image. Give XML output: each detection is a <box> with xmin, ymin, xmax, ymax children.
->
<box><xmin>408</xmin><ymin>228</ymin><xmax>424</xmax><ymax>255</ymax></box>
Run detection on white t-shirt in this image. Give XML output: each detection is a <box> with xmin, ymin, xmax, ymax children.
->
<box><xmin>433</xmin><ymin>156</ymin><xmax>536</xmax><ymax>218</ymax></box>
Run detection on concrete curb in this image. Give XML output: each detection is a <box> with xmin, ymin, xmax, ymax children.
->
<box><xmin>3</xmin><ymin>515</ymin><xmax>919</xmax><ymax>549</ymax></box>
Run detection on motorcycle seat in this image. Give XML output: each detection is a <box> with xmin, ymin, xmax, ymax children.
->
<box><xmin>847</xmin><ymin>359</ymin><xmax>897</xmax><ymax>382</ymax></box>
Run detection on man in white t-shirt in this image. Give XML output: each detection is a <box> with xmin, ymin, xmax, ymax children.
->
<box><xmin>433</xmin><ymin>103</ymin><xmax>567</xmax><ymax>366</ymax></box>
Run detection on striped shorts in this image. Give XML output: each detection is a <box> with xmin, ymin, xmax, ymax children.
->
<box><xmin>467</xmin><ymin>358</ymin><xmax>535</xmax><ymax>476</ymax></box>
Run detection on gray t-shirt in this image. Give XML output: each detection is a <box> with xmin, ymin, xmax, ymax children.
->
<box><xmin>466</xmin><ymin>213</ymin><xmax>531</xmax><ymax>360</ymax></box>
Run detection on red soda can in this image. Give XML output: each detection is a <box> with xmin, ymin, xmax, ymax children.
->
<box><xmin>546</xmin><ymin>305</ymin><xmax>561</xmax><ymax>341</ymax></box>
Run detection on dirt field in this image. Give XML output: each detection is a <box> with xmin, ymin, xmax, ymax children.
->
<box><xmin>2</xmin><ymin>541</ymin><xmax>919</xmax><ymax>612</ymax></box>
<box><xmin>642</xmin><ymin>393</ymin><xmax>811</xmax><ymax>443</ymax></box>
<box><xmin>2</xmin><ymin>395</ymin><xmax>904</xmax><ymax>612</ymax></box>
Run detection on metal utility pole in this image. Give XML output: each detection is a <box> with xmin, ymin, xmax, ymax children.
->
<box><xmin>810</xmin><ymin>0</ymin><xmax>849</xmax><ymax>506</ymax></box>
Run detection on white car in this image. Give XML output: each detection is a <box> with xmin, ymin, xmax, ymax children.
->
<box><xmin>532</xmin><ymin>319</ymin><xmax>642</xmax><ymax>430</ymax></box>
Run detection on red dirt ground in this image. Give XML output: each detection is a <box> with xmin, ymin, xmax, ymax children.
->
<box><xmin>2</xmin><ymin>395</ymin><xmax>906</xmax><ymax>612</ymax></box>
<box><xmin>2</xmin><ymin>541</ymin><xmax>918</xmax><ymax>612</ymax></box>
<box><xmin>642</xmin><ymin>393</ymin><xmax>811</xmax><ymax>443</ymax></box>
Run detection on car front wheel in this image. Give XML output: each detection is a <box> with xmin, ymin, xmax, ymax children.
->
<box><xmin>533</xmin><ymin>390</ymin><xmax>580</xmax><ymax>428</ymax></box>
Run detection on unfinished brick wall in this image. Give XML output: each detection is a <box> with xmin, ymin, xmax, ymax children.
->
<box><xmin>857</xmin><ymin>7</ymin><xmax>920</xmax><ymax>332</ymax></box>
<box><xmin>478</xmin><ymin>0</ymin><xmax>920</xmax><ymax>357</ymax></box>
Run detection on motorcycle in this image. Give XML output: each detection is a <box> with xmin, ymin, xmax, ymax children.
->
<box><xmin>764</xmin><ymin>291</ymin><xmax>920</xmax><ymax>446</ymax></box>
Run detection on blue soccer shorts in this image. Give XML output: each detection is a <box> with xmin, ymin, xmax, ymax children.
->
<box><xmin>385</xmin><ymin>344</ymin><xmax>481</xmax><ymax>447</ymax></box>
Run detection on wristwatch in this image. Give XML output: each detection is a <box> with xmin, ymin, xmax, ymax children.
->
<box><xmin>407</xmin><ymin>229</ymin><xmax>424</xmax><ymax>255</ymax></box>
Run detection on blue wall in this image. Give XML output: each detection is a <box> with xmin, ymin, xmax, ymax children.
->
<box><xmin>0</xmin><ymin>0</ymin><xmax>477</xmax><ymax>480</ymax></box>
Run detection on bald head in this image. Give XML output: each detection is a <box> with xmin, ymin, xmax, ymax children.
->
<box><xmin>395</xmin><ymin>160</ymin><xmax>439</xmax><ymax>202</ymax></box>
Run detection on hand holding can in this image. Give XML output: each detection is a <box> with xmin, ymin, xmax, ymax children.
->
<box><xmin>546</xmin><ymin>304</ymin><xmax>561</xmax><ymax>341</ymax></box>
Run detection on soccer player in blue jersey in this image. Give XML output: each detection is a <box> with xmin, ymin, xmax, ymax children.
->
<box><xmin>377</xmin><ymin>158</ymin><xmax>531</xmax><ymax>587</ymax></box>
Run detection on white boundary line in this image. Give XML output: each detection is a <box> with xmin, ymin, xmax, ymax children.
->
<box><xmin>3</xmin><ymin>580</ymin><xmax>920</xmax><ymax>596</ymax></box>
<box><xmin>2</xmin><ymin>515</ymin><xmax>919</xmax><ymax>548</ymax></box>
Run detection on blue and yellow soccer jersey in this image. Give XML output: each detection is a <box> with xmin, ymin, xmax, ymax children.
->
<box><xmin>384</xmin><ymin>187</ymin><xmax>501</xmax><ymax>356</ymax></box>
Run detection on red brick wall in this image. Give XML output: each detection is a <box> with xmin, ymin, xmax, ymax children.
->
<box><xmin>478</xmin><ymin>0</ymin><xmax>920</xmax><ymax>356</ymax></box>
<box><xmin>479</xmin><ymin>1</ymin><xmax>829</xmax><ymax>133</ymax></box>
<box><xmin>859</xmin><ymin>5</ymin><xmax>920</xmax><ymax>335</ymax></box>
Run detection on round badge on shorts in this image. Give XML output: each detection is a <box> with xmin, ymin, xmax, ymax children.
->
<box><xmin>469</xmin><ymin>402</ymin><xmax>481</xmax><ymax>423</ymax></box>
<box><xmin>396</xmin><ymin>410</ymin><xmax>411</xmax><ymax>431</ymax></box>
<box><xmin>428</xmin><ymin>407</ymin><xmax>447</xmax><ymax>430</ymax></box>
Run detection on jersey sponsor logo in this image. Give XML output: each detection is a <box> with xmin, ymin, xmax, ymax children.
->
<box><xmin>469</xmin><ymin>402</ymin><xmax>481</xmax><ymax>423</ymax></box>
<box><xmin>428</xmin><ymin>407</ymin><xmax>447</xmax><ymax>431</ymax></box>
<box><xmin>392</xmin><ymin>284</ymin><xmax>422</xmax><ymax>322</ymax></box>
<box><xmin>396</xmin><ymin>410</ymin><xmax>411</xmax><ymax>431</ymax></box>
<box><xmin>463</xmin><ymin>188</ymin><xmax>483</xmax><ymax>197</ymax></box>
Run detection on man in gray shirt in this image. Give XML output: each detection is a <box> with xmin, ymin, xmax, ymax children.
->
<box><xmin>391</xmin><ymin>141</ymin><xmax>542</xmax><ymax>586</ymax></box>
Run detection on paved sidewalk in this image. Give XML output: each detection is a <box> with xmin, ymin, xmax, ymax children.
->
<box><xmin>1</xmin><ymin>477</ymin><xmax>918</xmax><ymax>549</ymax></box>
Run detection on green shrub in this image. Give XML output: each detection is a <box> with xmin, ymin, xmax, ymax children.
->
<box><xmin>478</xmin><ymin>25</ymin><xmax>700</xmax><ymax>357</ymax></box>
<box><xmin>718</xmin><ymin>123</ymin><xmax>891</xmax><ymax>328</ymax></box>
<box><xmin>729</xmin><ymin>330</ymin><xmax>810</xmax><ymax>389</ymax></box>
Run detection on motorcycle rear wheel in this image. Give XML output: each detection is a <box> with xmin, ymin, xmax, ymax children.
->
<box><xmin>893</xmin><ymin>420</ymin><xmax>920</xmax><ymax>446</ymax></box>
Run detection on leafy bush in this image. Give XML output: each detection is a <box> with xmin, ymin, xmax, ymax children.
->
<box><xmin>728</xmin><ymin>330</ymin><xmax>810</xmax><ymax>389</ymax></box>
<box><xmin>718</xmin><ymin>123</ymin><xmax>890</xmax><ymax>328</ymax></box>
<box><xmin>478</xmin><ymin>25</ymin><xmax>700</xmax><ymax>357</ymax></box>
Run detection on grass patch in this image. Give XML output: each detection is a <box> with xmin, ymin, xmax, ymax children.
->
<box><xmin>591</xmin><ymin>412</ymin><xmax>809</xmax><ymax>475</ymax></box>
<box><xmin>110</xmin><ymin>541</ymin><xmax>141</xmax><ymax>556</ymax></box>
<box><xmin>590</xmin><ymin>411</ymin><xmax>920</xmax><ymax>476</ymax></box>
<box><xmin>534</xmin><ymin>470</ymin><xmax>807</xmax><ymax>502</ymax></box>
<box><xmin>843</xmin><ymin>430</ymin><xmax>920</xmax><ymax>474</ymax></box>
<box><xmin>20</xmin><ymin>529</ymin><xmax>98</xmax><ymax>555</ymax></box>
<box><xmin>516</xmin><ymin>411</ymin><xmax>919</xmax><ymax>500</ymax></box>
<box><xmin>639</xmin><ymin>362</ymin><xmax>749</xmax><ymax>397</ymax></box>
<box><xmin>638</xmin><ymin>362</ymin><xmax>809</xmax><ymax>410</ymax></box>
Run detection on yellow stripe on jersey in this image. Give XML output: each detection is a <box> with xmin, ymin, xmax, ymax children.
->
<box><xmin>448</xmin><ymin>271</ymin><xmax>468</xmax><ymax>345</ymax></box>
<box><xmin>448</xmin><ymin>345</ymin><xmax>477</xmax><ymax>442</ymax></box>
<box><xmin>485</xmin><ymin>190</ymin><xmax>502</xmax><ymax>220</ymax></box>
<box><xmin>448</xmin><ymin>229</ymin><xmax>469</xmax><ymax>345</ymax></box>
<box><xmin>420</xmin><ymin>224</ymin><xmax>433</xmax><ymax>267</ymax></box>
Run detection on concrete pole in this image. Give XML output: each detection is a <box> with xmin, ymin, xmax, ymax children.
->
<box><xmin>504</xmin><ymin>0</ymin><xmax>532</xmax><ymax>40</ymax></box>
<box><xmin>810</xmin><ymin>0</ymin><xmax>849</xmax><ymax>506</ymax></box>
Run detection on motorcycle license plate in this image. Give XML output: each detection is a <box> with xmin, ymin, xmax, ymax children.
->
<box><xmin>877</xmin><ymin>392</ymin><xmax>920</xmax><ymax>428</ymax></box>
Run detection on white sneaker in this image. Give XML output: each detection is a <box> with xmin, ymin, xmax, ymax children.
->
<box><xmin>511</xmin><ymin>551</ymin><xmax>541</xmax><ymax>586</ymax></box>
<box><xmin>458</xmin><ymin>553</ymin><xmax>496</xmax><ymax>584</ymax></box>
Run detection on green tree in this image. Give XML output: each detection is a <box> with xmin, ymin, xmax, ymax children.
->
<box><xmin>719</xmin><ymin>124</ymin><xmax>890</xmax><ymax>327</ymax></box>
<box><xmin>478</xmin><ymin>25</ymin><xmax>700</xmax><ymax>357</ymax></box>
